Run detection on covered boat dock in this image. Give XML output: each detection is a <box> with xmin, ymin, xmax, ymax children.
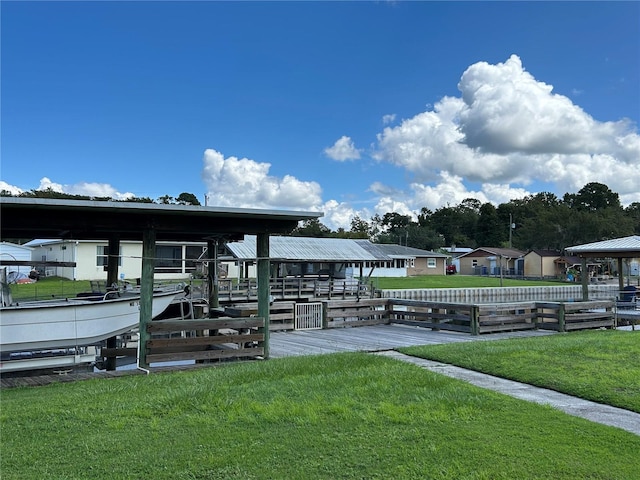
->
<box><xmin>0</xmin><ymin>197</ymin><xmax>321</xmax><ymax>368</ymax></box>
<box><xmin>566</xmin><ymin>235</ymin><xmax>640</xmax><ymax>301</ymax></box>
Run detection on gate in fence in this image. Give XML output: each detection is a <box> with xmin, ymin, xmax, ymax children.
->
<box><xmin>295</xmin><ymin>302</ymin><xmax>323</xmax><ymax>330</ymax></box>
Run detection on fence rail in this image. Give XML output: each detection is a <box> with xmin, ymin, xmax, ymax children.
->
<box><xmin>324</xmin><ymin>298</ymin><xmax>389</xmax><ymax>328</ymax></box>
<box><xmin>388</xmin><ymin>299</ymin><xmax>478</xmax><ymax>333</ymax></box>
<box><xmin>215</xmin><ymin>277</ymin><xmax>374</xmax><ymax>303</ymax></box>
<box><xmin>145</xmin><ymin>317</ymin><xmax>265</xmax><ymax>364</ymax></box>
<box><xmin>132</xmin><ymin>297</ymin><xmax>616</xmax><ymax>369</ymax></box>
<box><xmin>536</xmin><ymin>300</ymin><xmax>615</xmax><ymax>331</ymax></box>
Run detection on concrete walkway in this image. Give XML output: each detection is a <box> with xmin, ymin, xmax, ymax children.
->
<box><xmin>376</xmin><ymin>350</ymin><xmax>640</xmax><ymax>436</ymax></box>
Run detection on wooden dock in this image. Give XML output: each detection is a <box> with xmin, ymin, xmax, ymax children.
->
<box><xmin>1</xmin><ymin>325</ymin><xmax>556</xmax><ymax>389</ymax></box>
<box><xmin>268</xmin><ymin>323</ymin><xmax>555</xmax><ymax>358</ymax></box>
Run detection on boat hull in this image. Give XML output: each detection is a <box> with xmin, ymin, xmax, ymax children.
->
<box><xmin>0</xmin><ymin>290</ymin><xmax>178</xmax><ymax>352</ymax></box>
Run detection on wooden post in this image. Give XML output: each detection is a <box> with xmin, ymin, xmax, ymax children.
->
<box><xmin>322</xmin><ymin>301</ymin><xmax>328</xmax><ymax>329</ymax></box>
<box><xmin>138</xmin><ymin>228</ymin><xmax>156</xmax><ymax>370</ymax></box>
<box><xmin>105</xmin><ymin>236</ymin><xmax>120</xmax><ymax>371</ymax></box>
<box><xmin>257</xmin><ymin>233</ymin><xmax>270</xmax><ymax>359</ymax></box>
<box><xmin>617</xmin><ymin>257</ymin><xmax>624</xmax><ymax>296</ymax></box>
<box><xmin>581</xmin><ymin>257</ymin><xmax>588</xmax><ymax>301</ymax></box>
<box><xmin>558</xmin><ymin>303</ymin><xmax>566</xmax><ymax>332</ymax></box>
<box><xmin>471</xmin><ymin>305</ymin><xmax>479</xmax><ymax>335</ymax></box>
<box><xmin>106</xmin><ymin>236</ymin><xmax>120</xmax><ymax>288</ymax></box>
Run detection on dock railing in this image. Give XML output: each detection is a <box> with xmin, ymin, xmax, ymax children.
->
<box><xmin>125</xmin><ymin>297</ymin><xmax>617</xmax><ymax>369</ymax></box>
<box><xmin>215</xmin><ymin>277</ymin><xmax>374</xmax><ymax>303</ymax></box>
<box><xmin>145</xmin><ymin>317</ymin><xmax>265</xmax><ymax>364</ymax></box>
<box><xmin>323</xmin><ymin>298</ymin><xmax>389</xmax><ymax>328</ymax></box>
<box><xmin>536</xmin><ymin>300</ymin><xmax>615</xmax><ymax>331</ymax></box>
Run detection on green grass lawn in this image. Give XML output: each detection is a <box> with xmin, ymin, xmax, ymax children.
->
<box><xmin>8</xmin><ymin>277</ymin><xmax>93</xmax><ymax>301</ymax></box>
<box><xmin>7</xmin><ymin>277</ymin><xmax>190</xmax><ymax>302</ymax></box>
<box><xmin>9</xmin><ymin>274</ymin><xmax>567</xmax><ymax>302</ymax></box>
<box><xmin>400</xmin><ymin>330</ymin><xmax>640</xmax><ymax>413</ymax></box>
<box><xmin>2</xmin><ymin>353</ymin><xmax>639</xmax><ymax>479</ymax></box>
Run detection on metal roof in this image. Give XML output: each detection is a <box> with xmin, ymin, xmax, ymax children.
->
<box><xmin>227</xmin><ymin>236</ymin><xmax>383</xmax><ymax>262</ymax></box>
<box><xmin>565</xmin><ymin>235</ymin><xmax>640</xmax><ymax>257</ymax></box>
<box><xmin>1</xmin><ymin>197</ymin><xmax>321</xmax><ymax>242</ymax></box>
<box><xmin>457</xmin><ymin>247</ymin><xmax>525</xmax><ymax>259</ymax></box>
<box><xmin>355</xmin><ymin>241</ymin><xmax>448</xmax><ymax>259</ymax></box>
<box><xmin>226</xmin><ymin>236</ymin><xmax>449</xmax><ymax>262</ymax></box>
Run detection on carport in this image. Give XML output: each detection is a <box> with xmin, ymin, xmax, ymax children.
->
<box><xmin>0</xmin><ymin>197</ymin><xmax>321</xmax><ymax>367</ymax></box>
<box><xmin>566</xmin><ymin>235</ymin><xmax>640</xmax><ymax>300</ymax></box>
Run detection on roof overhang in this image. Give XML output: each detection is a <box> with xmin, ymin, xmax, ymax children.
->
<box><xmin>1</xmin><ymin>197</ymin><xmax>322</xmax><ymax>242</ymax></box>
<box><xmin>565</xmin><ymin>236</ymin><xmax>640</xmax><ymax>259</ymax></box>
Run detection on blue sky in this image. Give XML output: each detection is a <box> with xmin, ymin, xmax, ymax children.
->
<box><xmin>2</xmin><ymin>1</ymin><xmax>639</xmax><ymax>229</ymax></box>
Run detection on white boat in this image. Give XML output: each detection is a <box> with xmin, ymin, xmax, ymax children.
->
<box><xmin>0</xmin><ymin>275</ymin><xmax>181</xmax><ymax>373</ymax></box>
<box><xmin>0</xmin><ymin>289</ymin><xmax>178</xmax><ymax>353</ymax></box>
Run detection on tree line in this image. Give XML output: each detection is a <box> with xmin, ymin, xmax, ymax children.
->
<box><xmin>292</xmin><ymin>182</ymin><xmax>640</xmax><ymax>252</ymax></box>
<box><xmin>0</xmin><ymin>188</ymin><xmax>201</xmax><ymax>206</ymax></box>
<box><xmin>3</xmin><ymin>182</ymin><xmax>639</xmax><ymax>251</ymax></box>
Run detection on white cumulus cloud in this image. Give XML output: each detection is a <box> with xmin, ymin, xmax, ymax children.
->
<box><xmin>0</xmin><ymin>181</ymin><xmax>24</xmax><ymax>195</ymax></box>
<box><xmin>372</xmin><ymin>54</ymin><xmax>640</xmax><ymax>207</ymax></box>
<box><xmin>382</xmin><ymin>114</ymin><xmax>396</xmax><ymax>125</ymax></box>
<box><xmin>201</xmin><ymin>149</ymin><xmax>323</xmax><ymax>210</ymax></box>
<box><xmin>324</xmin><ymin>136</ymin><xmax>362</xmax><ymax>161</ymax></box>
<box><xmin>36</xmin><ymin>177</ymin><xmax>135</xmax><ymax>200</ymax></box>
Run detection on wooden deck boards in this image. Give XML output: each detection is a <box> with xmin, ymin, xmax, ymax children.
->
<box><xmin>268</xmin><ymin>323</ymin><xmax>555</xmax><ymax>358</ymax></box>
<box><xmin>2</xmin><ymin>325</ymin><xmax>555</xmax><ymax>388</ymax></box>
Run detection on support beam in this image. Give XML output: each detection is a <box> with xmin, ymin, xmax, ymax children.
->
<box><xmin>618</xmin><ymin>257</ymin><xmax>625</xmax><ymax>294</ymax></box>
<box><xmin>105</xmin><ymin>237</ymin><xmax>120</xmax><ymax>371</ymax></box>
<box><xmin>106</xmin><ymin>236</ymin><xmax>120</xmax><ymax>287</ymax></box>
<box><xmin>581</xmin><ymin>257</ymin><xmax>588</xmax><ymax>301</ymax></box>
<box><xmin>257</xmin><ymin>233</ymin><xmax>270</xmax><ymax>359</ymax></box>
<box><xmin>138</xmin><ymin>228</ymin><xmax>156</xmax><ymax>370</ymax></box>
<box><xmin>208</xmin><ymin>239</ymin><xmax>219</xmax><ymax>313</ymax></box>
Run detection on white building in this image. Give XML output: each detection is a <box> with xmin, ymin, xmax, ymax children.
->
<box><xmin>23</xmin><ymin>239</ymin><xmax>212</xmax><ymax>281</ymax></box>
<box><xmin>23</xmin><ymin>236</ymin><xmax>449</xmax><ymax>281</ymax></box>
<box><xmin>0</xmin><ymin>241</ymin><xmax>34</xmax><ymax>276</ymax></box>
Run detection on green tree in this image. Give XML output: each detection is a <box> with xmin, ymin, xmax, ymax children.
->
<box><xmin>429</xmin><ymin>200</ymin><xmax>479</xmax><ymax>248</ymax></box>
<box><xmin>291</xmin><ymin>219</ymin><xmax>333</xmax><ymax>237</ymax></box>
<box><xmin>564</xmin><ymin>182</ymin><xmax>622</xmax><ymax>212</ymax></box>
<box><xmin>625</xmin><ymin>203</ymin><xmax>640</xmax><ymax>235</ymax></box>
<box><xmin>176</xmin><ymin>192</ymin><xmax>201</xmax><ymax>206</ymax></box>
<box><xmin>476</xmin><ymin>203</ymin><xmax>503</xmax><ymax>247</ymax></box>
<box><xmin>341</xmin><ymin>215</ymin><xmax>370</xmax><ymax>239</ymax></box>
<box><xmin>502</xmin><ymin>192</ymin><xmax>567</xmax><ymax>250</ymax></box>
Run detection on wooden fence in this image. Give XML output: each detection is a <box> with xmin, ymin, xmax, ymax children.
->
<box><xmin>536</xmin><ymin>300</ymin><xmax>615</xmax><ymax>331</ymax></box>
<box><xmin>240</xmin><ymin>298</ymin><xmax>614</xmax><ymax>334</ymax></box>
<box><xmin>215</xmin><ymin>277</ymin><xmax>374</xmax><ymax>303</ymax></box>
<box><xmin>324</xmin><ymin>298</ymin><xmax>389</xmax><ymax>328</ymax></box>
<box><xmin>223</xmin><ymin>301</ymin><xmax>296</xmax><ymax>331</ymax></box>
<box><xmin>388</xmin><ymin>299</ymin><xmax>478</xmax><ymax>333</ymax></box>
<box><xmin>104</xmin><ymin>297</ymin><xmax>616</xmax><ymax>368</ymax></box>
<box><xmin>145</xmin><ymin>317</ymin><xmax>265</xmax><ymax>364</ymax></box>
<box><xmin>386</xmin><ymin>299</ymin><xmax>613</xmax><ymax>334</ymax></box>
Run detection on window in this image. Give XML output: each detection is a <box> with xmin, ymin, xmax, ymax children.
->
<box><xmin>184</xmin><ymin>245</ymin><xmax>206</xmax><ymax>273</ymax></box>
<box><xmin>156</xmin><ymin>245</ymin><xmax>182</xmax><ymax>273</ymax></box>
<box><xmin>427</xmin><ymin>258</ymin><xmax>437</xmax><ymax>268</ymax></box>
<box><xmin>97</xmin><ymin>246</ymin><xmax>122</xmax><ymax>266</ymax></box>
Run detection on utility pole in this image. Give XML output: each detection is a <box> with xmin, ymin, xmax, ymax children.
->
<box><xmin>509</xmin><ymin>214</ymin><xmax>515</xmax><ymax>248</ymax></box>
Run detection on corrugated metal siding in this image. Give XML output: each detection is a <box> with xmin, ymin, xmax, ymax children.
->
<box><xmin>355</xmin><ymin>240</ymin><xmax>447</xmax><ymax>258</ymax></box>
<box><xmin>226</xmin><ymin>236</ymin><xmax>382</xmax><ymax>261</ymax></box>
<box><xmin>567</xmin><ymin>235</ymin><xmax>640</xmax><ymax>254</ymax></box>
